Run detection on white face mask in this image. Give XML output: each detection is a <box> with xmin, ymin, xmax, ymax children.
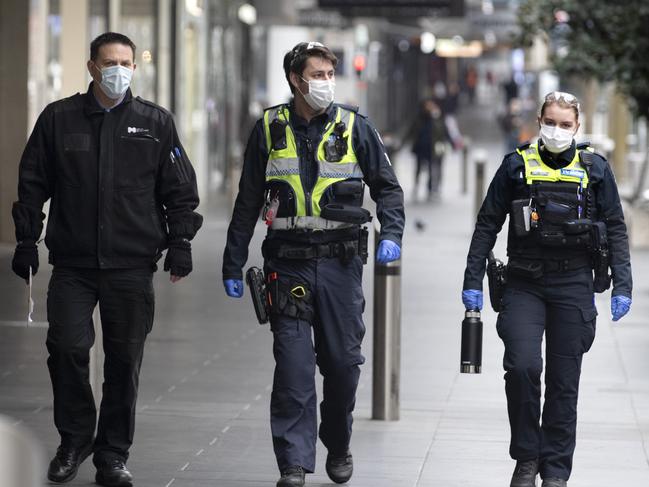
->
<box><xmin>300</xmin><ymin>77</ymin><xmax>335</xmax><ymax>111</ymax></box>
<box><xmin>97</xmin><ymin>65</ymin><xmax>133</xmax><ymax>99</ymax></box>
<box><xmin>540</xmin><ymin>124</ymin><xmax>575</xmax><ymax>153</ymax></box>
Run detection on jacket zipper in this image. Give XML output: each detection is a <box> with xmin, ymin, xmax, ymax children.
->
<box><xmin>120</xmin><ymin>133</ymin><xmax>160</xmax><ymax>142</ymax></box>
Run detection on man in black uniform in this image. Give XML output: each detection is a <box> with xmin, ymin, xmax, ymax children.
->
<box><xmin>11</xmin><ymin>32</ymin><xmax>202</xmax><ymax>487</ymax></box>
<box><xmin>222</xmin><ymin>42</ymin><xmax>404</xmax><ymax>487</ymax></box>
<box><xmin>462</xmin><ymin>92</ymin><xmax>632</xmax><ymax>487</ymax></box>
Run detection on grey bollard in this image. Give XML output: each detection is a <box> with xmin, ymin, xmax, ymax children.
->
<box><xmin>474</xmin><ymin>154</ymin><xmax>487</xmax><ymax>219</ymax></box>
<box><xmin>461</xmin><ymin>138</ymin><xmax>470</xmax><ymax>194</ymax></box>
<box><xmin>372</xmin><ymin>227</ymin><xmax>401</xmax><ymax>421</ymax></box>
<box><xmin>0</xmin><ymin>415</ymin><xmax>45</xmax><ymax>487</ymax></box>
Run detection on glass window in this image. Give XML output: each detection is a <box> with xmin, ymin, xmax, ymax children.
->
<box><xmin>121</xmin><ymin>0</ymin><xmax>157</xmax><ymax>101</ymax></box>
<box><xmin>88</xmin><ymin>0</ymin><xmax>108</xmax><ymax>47</ymax></box>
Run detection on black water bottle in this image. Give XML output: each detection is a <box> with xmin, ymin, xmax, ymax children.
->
<box><xmin>460</xmin><ymin>309</ymin><xmax>483</xmax><ymax>374</ymax></box>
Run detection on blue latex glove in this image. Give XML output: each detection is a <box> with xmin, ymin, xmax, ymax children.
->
<box><xmin>462</xmin><ymin>289</ymin><xmax>483</xmax><ymax>311</ymax></box>
<box><xmin>611</xmin><ymin>295</ymin><xmax>631</xmax><ymax>322</ymax></box>
<box><xmin>224</xmin><ymin>279</ymin><xmax>244</xmax><ymax>298</ymax></box>
<box><xmin>376</xmin><ymin>240</ymin><xmax>401</xmax><ymax>264</ymax></box>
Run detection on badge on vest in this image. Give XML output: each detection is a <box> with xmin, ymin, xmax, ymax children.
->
<box><xmin>530</xmin><ymin>170</ymin><xmax>549</xmax><ymax>176</ymax></box>
<box><xmin>560</xmin><ymin>168</ymin><xmax>585</xmax><ymax>179</ymax></box>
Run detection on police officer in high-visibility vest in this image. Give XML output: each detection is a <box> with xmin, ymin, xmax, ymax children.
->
<box><xmin>462</xmin><ymin>91</ymin><xmax>632</xmax><ymax>487</ymax></box>
<box><xmin>222</xmin><ymin>42</ymin><xmax>405</xmax><ymax>487</ymax></box>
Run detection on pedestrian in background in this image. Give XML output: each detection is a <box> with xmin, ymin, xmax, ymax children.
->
<box><xmin>408</xmin><ymin>99</ymin><xmax>452</xmax><ymax>201</ymax></box>
<box><xmin>11</xmin><ymin>32</ymin><xmax>202</xmax><ymax>487</ymax></box>
<box><xmin>222</xmin><ymin>41</ymin><xmax>404</xmax><ymax>487</ymax></box>
<box><xmin>462</xmin><ymin>91</ymin><xmax>632</xmax><ymax>487</ymax></box>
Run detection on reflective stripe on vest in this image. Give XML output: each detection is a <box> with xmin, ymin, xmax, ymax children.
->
<box><xmin>263</xmin><ymin>104</ymin><xmax>363</xmax><ymax>222</ymax></box>
<box><xmin>517</xmin><ymin>142</ymin><xmax>590</xmax><ymax>188</ymax></box>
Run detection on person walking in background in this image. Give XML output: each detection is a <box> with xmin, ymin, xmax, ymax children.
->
<box><xmin>408</xmin><ymin>99</ymin><xmax>456</xmax><ymax>202</ymax></box>
<box><xmin>11</xmin><ymin>32</ymin><xmax>202</xmax><ymax>487</ymax></box>
<box><xmin>222</xmin><ymin>41</ymin><xmax>404</xmax><ymax>487</ymax></box>
<box><xmin>462</xmin><ymin>91</ymin><xmax>632</xmax><ymax>487</ymax></box>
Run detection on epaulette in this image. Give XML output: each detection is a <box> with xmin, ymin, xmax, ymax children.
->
<box><xmin>516</xmin><ymin>141</ymin><xmax>531</xmax><ymax>151</ymax></box>
<box><xmin>263</xmin><ymin>102</ymin><xmax>287</xmax><ymax>112</ymax></box>
<box><xmin>134</xmin><ymin>96</ymin><xmax>171</xmax><ymax>116</ymax></box>
<box><xmin>576</xmin><ymin>141</ymin><xmax>591</xmax><ymax>150</ymax></box>
<box><xmin>336</xmin><ymin>103</ymin><xmax>359</xmax><ymax>113</ymax></box>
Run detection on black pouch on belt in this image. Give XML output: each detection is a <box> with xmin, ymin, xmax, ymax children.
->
<box><xmin>321</xmin><ymin>203</ymin><xmax>372</xmax><ymax>224</ymax></box>
<box><xmin>267</xmin><ymin>277</ymin><xmax>314</xmax><ymax>322</ymax></box>
<box><xmin>591</xmin><ymin>221</ymin><xmax>611</xmax><ymax>293</ymax></box>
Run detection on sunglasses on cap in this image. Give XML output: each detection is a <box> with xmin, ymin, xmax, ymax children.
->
<box><xmin>545</xmin><ymin>91</ymin><xmax>580</xmax><ymax>110</ymax></box>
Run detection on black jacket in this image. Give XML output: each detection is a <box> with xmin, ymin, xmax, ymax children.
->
<box><xmin>13</xmin><ymin>84</ymin><xmax>202</xmax><ymax>269</ymax></box>
<box><xmin>463</xmin><ymin>141</ymin><xmax>632</xmax><ymax>298</ymax></box>
<box><xmin>223</xmin><ymin>102</ymin><xmax>405</xmax><ymax>280</ymax></box>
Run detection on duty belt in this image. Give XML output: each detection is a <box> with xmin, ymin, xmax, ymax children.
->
<box><xmin>265</xmin><ymin>240</ymin><xmax>360</xmax><ymax>261</ymax></box>
<box><xmin>540</xmin><ymin>255</ymin><xmax>592</xmax><ymax>273</ymax></box>
<box><xmin>508</xmin><ymin>254</ymin><xmax>592</xmax><ymax>276</ymax></box>
<box><xmin>270</xmin><ymin>216</ymin><xmax>356</xmax><ymax>231</ymax></box>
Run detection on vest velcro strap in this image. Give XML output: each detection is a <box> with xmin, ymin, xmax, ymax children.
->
<box><xmin>270</xmin><ymin>216</ymin><xmax>356</xmax><ymax>231</ymax></box>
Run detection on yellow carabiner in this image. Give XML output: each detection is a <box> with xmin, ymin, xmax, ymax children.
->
<box><xmin>290</xmin><ymin>285</ymin><xmax>306</xmax><ymax>298</ymax></box>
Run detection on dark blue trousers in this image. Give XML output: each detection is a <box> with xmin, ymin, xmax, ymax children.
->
<box><xmin>265</xmin><ymin>255</ymin><xmax>366</xmax><ymax>473</ymax></box>
<box><xmin>496</xmin><ymin>268</ymin><xmax>597</xmax><ymax>480</ymax></box>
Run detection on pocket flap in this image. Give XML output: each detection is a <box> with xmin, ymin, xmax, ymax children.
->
<box><xmin>580</xmin><ymin>306</ymin><xmax>598</xmax><ymax>323</ymax></box>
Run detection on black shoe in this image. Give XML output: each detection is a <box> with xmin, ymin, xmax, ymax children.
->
<box><xmin>326</xmin><ymin>450</ymin><xmax>353</xmax><ymax>484</ymax></box>
<box><xmin>510</xmin><ymin>459</ymin><xmax>539</xmax><ymax>487</ymax></box>
<box><xmin>95</xmin><ymin>459</ymin><xmax>133</xmax><ymax>487</ymax></box>
<box><xmin>541</xmin><ymin>479</ymin><xmax>567</xmax><ymax>487</ymax></box>
<box><xmin>276</xmin><ymin>466</ymin><xmax>305</xmax><ymax>487</ymax></box>
<box><xmin>47</xmin><ymin>442</ymin><xmax>93</xmax><ymax>483</ymax></box>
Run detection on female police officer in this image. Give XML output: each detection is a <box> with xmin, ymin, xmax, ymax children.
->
<box><xmin>461</xmin><ymin>92</ymin><xmax>632</xmax><ymax>487</ymax></box>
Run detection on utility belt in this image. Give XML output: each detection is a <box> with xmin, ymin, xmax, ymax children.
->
<box><xmin>507</xmin><ymin>254</ymin><xmax>592</xmax><ymax>280</ymax></box>
<box><xmin>262</xmin><ymin>227</ymin><xmax>369</xmax><ymax>264</ymax></box>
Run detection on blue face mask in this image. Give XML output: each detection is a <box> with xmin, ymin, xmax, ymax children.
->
<box><xmin>97</xmin><ymin>65</ymin><xmax>133</xmax><ymax>99</ymax></box>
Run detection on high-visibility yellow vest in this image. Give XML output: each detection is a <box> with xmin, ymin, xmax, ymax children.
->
<box><xmin>517</xmin><ymin>142</ymin><xmax>590</xmax><ymax>188</ymax></box>
<box><xmin>263</xmin><ymin>104</ymin><xmax>364</xmax><ymax>222</ymax></box>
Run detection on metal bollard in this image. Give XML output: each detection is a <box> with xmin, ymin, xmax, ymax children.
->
<box><xmin>372</xmin><ymin>226</ymin><xmax>401</xmax><ymax>421</ymax></box>
<box><xmin>461</xmin><ymin>139</ymin><xmax>469</xmax><ymax>194</ymax></box>
<box><xmin>474</xmin><ymin>155</ymin><xmax>487</xmax><ymax>219</ymax></box>
<box><xmin>0</xmin><ymin>414</ymin><xmax>45</xmax><ymax>487</ymax></box>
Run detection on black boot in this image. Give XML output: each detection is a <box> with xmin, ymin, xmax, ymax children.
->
<box><xmin>510</xmin><ymin>459</ymin><xmax>538</xmax><ymax>487</ymax></box>
<box><xmin>95</xmin><ymin>458</ymin><xmax>133</xmax><ymax>487</ymax></box>
<box><xmin>47</xmin><ymin>442</ymin><xmax>93</xmax><ymax>483</ymax></box>
<box><xmin>277</xmin><ymin>466</ymin><xmax>305</xmax><ymax>487</ymax></box>
<box><xmin>541</xmin><ymin>478</ymin><xmax>567</xmax><ymax>487</ymax></box>
<box><xmin>326</xmin><ymin>450</ymin><xmax>353</xmax><ymax>484</ymax></box>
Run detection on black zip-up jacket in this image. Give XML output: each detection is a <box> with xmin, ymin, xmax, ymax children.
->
<box><xmin>13</xmin><ymin>83</ymin><xmax>202</xmax><ymax>269</ymax></box>
<box><xmin>223</xmin><ymin>102</ymin><xmax>405</xmax><ymax>280</ymax></box>
<box><xmin>463</xmin><ymin>140</ymin><xmax>632</xmax><ymax>298</ymax></box>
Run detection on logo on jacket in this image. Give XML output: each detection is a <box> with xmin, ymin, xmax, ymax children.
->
<box><xmin>127</xmin><ymin>126</ymin><xmax>149</xmax><ymax>134</ymax></box>
<box><xmin>560</xmin><ymin>168</ymin><xmax>585</xmax><ymax>179</ymax></box>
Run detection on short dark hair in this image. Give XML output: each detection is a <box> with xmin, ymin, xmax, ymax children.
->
<box><xmin>283</xmin><ymin>42</ymin><xmax>337</xmax><ymax>94</ymax></box>
<box><xmin>90</xmin><ymin>32</ymin><xmax>136</xmax><ymax>62</ymax></box>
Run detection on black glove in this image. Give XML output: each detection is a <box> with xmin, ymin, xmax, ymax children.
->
<box><xmin>163</xmin><ymin>239</ymin><xmax>192</xmax><ymax>277</ymax></box>
<box><xmin>12</xmin><ymin>240</ymin><xmax>39</xmax><ymax>281</ymax></box>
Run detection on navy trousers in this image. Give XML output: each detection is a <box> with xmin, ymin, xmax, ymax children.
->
<box><xmin>46</xmin><ymin>267</ymin><xmax>154</xmax><ymax>463</ymax></box>
<box><xmin>265</xmin><ymin>255</ymin><xmax>366</xmax><ymax>473</ymax></box>
<box><xmin>496</xmin><ymin>268</ymin><xmax>597</xmax><ymax>480</ymax></box>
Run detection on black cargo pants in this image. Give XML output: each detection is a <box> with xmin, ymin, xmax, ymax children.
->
<box><xmin>496</xmin><ymin>267</ymin><xmax>597</xmax><ymax>480</ymax></box>
<box><xmin>46</xmin><ymin>266</ymin><xmax>154</xmax><ymax>463</ymax></box>
<box><xmin>264</xmin><ymin>254</ymin><xmax>366</xmax><ymax>473</ymax></box>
